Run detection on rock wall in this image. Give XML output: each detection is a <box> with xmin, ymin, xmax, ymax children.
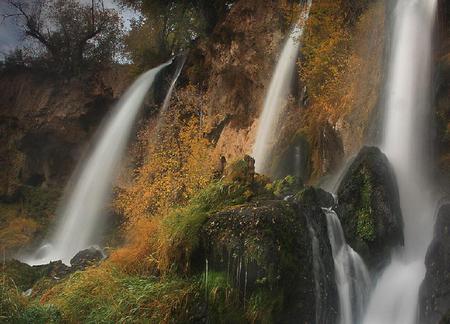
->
<box><xmin>0</xmin><ymin>67</ymin><xmax>132</xmax><ymax>200</ymax></box>
<box><xmin>419</xmin><ymin>203</ymin><xmax>450</xmax><ymax>324</ymax></box>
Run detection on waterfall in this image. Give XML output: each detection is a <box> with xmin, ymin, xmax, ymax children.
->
<box><xmin>160</xmin><ymin>55</ymin><xmax>187</xmax><ymax>118</ymax></box>
<box><xmin>306</xmin><ymin>219</ymin><xmax>325</xmax><ymax>323</ymax></box>
<box><xmin>24</xmin><ymin>60</ymin><xmax>173</xmax><ymax>265</ymax></box>
<box><xmin>252</xmin><ymin>0</ymin><xmax>312</xmax><ymax>174</ymax></box>
<box><xmin>325</xmin><ymin>208</ymin><xmax>371</xmax><ymax>324</ymax></box>
<box><xmin>362</xmin><ymin>0</ymin><xmax>437</xmax><ymax>323</ymax></box>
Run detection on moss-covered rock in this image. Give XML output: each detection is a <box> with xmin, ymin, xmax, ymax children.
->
<box><xmin>336</xmin><ymin>146</ymin><xmax>403</xmax><ymax>272</ymax></box>
<box><xmin>202</xmin><ymin>189</ymin><xmax>338</xmax><ymax>323</ymax></box>
<box><xmin>1</xmin><ymin>259</ymin><xmax>70</xmax><ymax>291</ymax></box>
<box><xmin>419</xmin><ymin>203</ymin><xmax>450</xmax><ymax>324</ymax></box>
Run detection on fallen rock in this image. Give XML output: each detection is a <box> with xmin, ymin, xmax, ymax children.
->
<box><xmin>419</xmin><ymin>203</ymin><xmax>450</xmax><ymax>324</ymax></box>
<box><xmin>336</xmin><ymin>146</ymin><xmax>403</xmax><ymax>272</ymax></box>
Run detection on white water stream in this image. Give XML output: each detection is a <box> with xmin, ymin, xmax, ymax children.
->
<box><xmin>325</xmin><ymin>208</ymin><xmax>371</xmax><ymax>324</ymax></box>
<box><xmin>24</xmin><ymin>60</ymin><xmax>172</xmax><ymax>265</ymax></box>
<box><xmin>252</xmin><ymin>0</ymin><xmax>312</xmax><ymax>174</ymax></box>
<box><xmin>362</xmin><ymin>0</ymin><xmax>437</xmax><ymax>323</ymax></box>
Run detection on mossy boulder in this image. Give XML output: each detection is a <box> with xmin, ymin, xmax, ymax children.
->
<box><xmin>0</xmin><ymin>259</ymin><xmax>70</xmax><ymax>291</ymax></box>
<box><xmin>336</xmin><ymin>146</ymin><xmax>403</xmax><ymax>272</ymax></box>
<box><xmin>419</xmin><ymin>203</ymin><xmax>450</xmax><ymax>324</ymax></box>
<box><xmin>202</xmin><ymin>190</ymin><xmax>338</xmax><ymax>323</ymax></box>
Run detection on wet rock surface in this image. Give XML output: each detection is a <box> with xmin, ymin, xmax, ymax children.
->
<box><xmin>419</xmin><ymin>203</ymin><xmax>450</xmax><ymax>324</ymax></box>
<box><xmin>201</xmin><ymin>187</ymin><xmax>338</xmax><ymax>323</ymax></box>
<box><xmin>336</xmin><ymin>146</ymin><xmax>404</xmax><ymax>272</ymax></box>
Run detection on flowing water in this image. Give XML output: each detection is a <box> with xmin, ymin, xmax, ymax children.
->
<box><xmin>325</xmin><ymin>208</ymin><xmax>371</xmax><ymax>324</ymax></box>
<box><xmin>160</xmin><ymin>55</ymin><xmax>187</xmax><ymax>120</ymax></box>
<box><xmin>24</xmin><ymin>60</ymin><xmax>173</xmax><ymax>265</ymax></box>
<box><xmin>252</xmin><ymin>0</ymin><xmax>312</xmax><ymax>173</ymax></box>
<box><xmin>362</xmin><ymin>0</ymin><xmax>437</xmax><ymax>323</ymax></box>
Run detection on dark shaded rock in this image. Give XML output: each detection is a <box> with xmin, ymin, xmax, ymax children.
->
<box><xmin>336</xmin><ymin>146</ymin><xmax>403</xmax><ymax>272</ymax></box>
<box><xmin>318</xmin><ymin>123</ymin><xmax>345</xmax><ymax>176</ymax></box>
<box><xmin>0</xmin><ymin>259</ymin><xmax>70</xmax><ymax>291</ymax></box>
<box><xmin>202</xmin><ymin>195</ymin><xmax>338</xmax><ymax>323</ymax></box>
<box><xmin>297</xmin><ymin>186</ymin><xmax>336</xmax><ymax>209</ymax></box>
<box><xmin>419</xmin><ymin>203</ymin><xmax>450</xmax><ymax>324</ymax></box>
<box><xmin>270</xmin><ymin>133</ymin><xmax>311</xmax><ymax>182</ymax></box>
<box><xmin>70</xmin><ymin>247</ymin><xmax>105</xmax><ymax>271</ymax></box>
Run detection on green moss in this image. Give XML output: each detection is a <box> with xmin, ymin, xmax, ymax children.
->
<box><xmin>266</xmin><ymin>175</ymin><xmax>302</xmax><ymax>197</ymax></box>
<box><xmin>246</xmin><ymin>289</ymin><xmax>284</xmax><ymax>324</ymax></box>
<box><xmin>356</xmin><ymin>168</ymin><xmax>376</xmax><ymax>241</ymax></box>
<box><xmin>203</xmin><ymin>271</ymin><xmax>245</xmax><ymax>323</ymax></box>
<box><xmin>160</xmin><ymin>181</ymin><xmax>247</xmax><ymax>272</ymax></box>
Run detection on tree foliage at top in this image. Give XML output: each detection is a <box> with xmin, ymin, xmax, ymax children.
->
<box><xmin>120</xmin><ymin>0</ymin><xmax>234</xmax><ymax>71</ymax></box>
<box><xmin>3</xmin><ymin>0</ymin><xmax>122</xmax><ymax>75</ymax></box>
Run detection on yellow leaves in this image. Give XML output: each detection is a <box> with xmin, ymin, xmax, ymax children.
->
<box><xmin>0</xmin><ymin>210</ymin><xmax>39</xmax><ymax>255</ymax></box>
<box><xmin>112</xmin><ymin>85</ymin><xmax>214</xmax><ymax>274</ymax></box>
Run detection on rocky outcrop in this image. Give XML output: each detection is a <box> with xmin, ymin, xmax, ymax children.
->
<box><xmin>70</xmin><ymin>247</ymin><xmax>105</xmax><ymax>271</ymax></box>
<box><xmin>0</xmin><ymin>67</ymin><xmax>132</xmax><ymax>201</ymax></box>
<box><xmin>202</xmin><ymin>188</ymin><xmax>338</xmax><ymax>323</ymax></box>
<box><xmin>434</xmin><ymin>0</ymin><xmax>450</xmax><ymax>193</ymax></box>
<box><xmin>419</xmin><ymin>203</ymin><xmax>450</xmax><ymax>324</ymax></box>
<box><xmin>1</xmin><ymin>259</ymin><xmax>70</xmax><ymax>291</ymax></box>
<box><xmin>336</xmin><ymin>146</ymin><xmax>403</xmax><ymax>272</ymax></box>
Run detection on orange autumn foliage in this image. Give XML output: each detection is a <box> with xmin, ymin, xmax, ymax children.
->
<box><xmin>111</xmin><ymin>85</ymin><xmax>215</xmax><ymax>274</ymax></box>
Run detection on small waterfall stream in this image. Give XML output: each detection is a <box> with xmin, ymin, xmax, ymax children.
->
<box><xmin>325</xmin><ymin>208</ymin><xmax>371</xmax><ymax>324</ymax></box>
<box><xmin>362</xmin><ymin>0</ymin><xmax>437</xmax><ymax>323</ymax></box>
<box><xmin>24</xmin><ymin>60</ymin><xmax>173</xmax><ymax>265</ymax></box>
<box><xmin>252</xmin><ymin>0</ymin><xmax>312</xmax><ymax>174</ymax></box>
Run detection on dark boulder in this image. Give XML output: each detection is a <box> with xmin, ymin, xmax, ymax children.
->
<box><xmin>0</xmin><ymin>259</ymin><xmax>70</xmax><ymax>291</ymax></box>
<box><xmin>336</xmin><ymin>146</ymin><xmax>403</xmax><ymax>272</ymax></box>
<box><xmin>419</xmin><ymin>203</ymin><xmax>450</xmax><ymax>324</ymax></box>
<box><xmin>70</xmin><ymin>247</ymin><xmax>105</xmax><ymax>271</ymax></box>
<box><xmin>202</xmin><ymin>193</ymin><xmax>338</xmax><ymax>323</ymax></box>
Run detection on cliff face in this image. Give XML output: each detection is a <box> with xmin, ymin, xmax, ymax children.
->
<box><xmin>435</xmin><ymin>0</ymin><xmax>450</xmax><ymax>192</ymax></box>
<box><xmin>185</xmin><ymin>0</ymin><xmax>290</xmax><ymax>161</ymax></box>
<box><xmin>182</xmin><ymin>0</ymin><xmax>387</xmax><ymax>181</ymax></box>
<box><xmin>0</xmin><ymin>67</ymin><xmax>132</xmax><ymax>200</ymax></box>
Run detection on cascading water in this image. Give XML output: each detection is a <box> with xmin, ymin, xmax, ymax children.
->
<box><xmin>24</xmin><ymin>60</ymin><xmax>172</xmax><ymax>265</ymax></box>
<box><xmin>325</xmin><ymin>208</ymin><xmax>371</xmax><ymax>324</ymax></box>
<box><xmin>362</xmin><ymin>0</ymin><xmax>437</xmax><ymax>323</ymax></box>
<box><xmin>160</xmin><ymin>55</ymin><xmax>187</xmax><ymax>119</ymax></box>
<box><xmin>252</xmin><ymin>0</ymin><xmax>312</xmax><ymax>174</ymax></box>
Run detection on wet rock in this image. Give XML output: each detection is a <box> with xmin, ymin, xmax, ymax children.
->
<box><xmin>70</xmin><ymin>247</ymin><xmax>105</xmax><ymax>271</ymax></box>
<box><xmin>419</xmin><ymin>203</ymin><xmax>450</xmax><ymax>324</ymax></box>
<box><xmin>202</xmin><ymin>195</ymin><xmax>338</xmax><ymax>323</ymax></box>
<box><xmin>336</xmin><ymin>146</ymin><xmax>403</xmax><ymax>272</ymax></box>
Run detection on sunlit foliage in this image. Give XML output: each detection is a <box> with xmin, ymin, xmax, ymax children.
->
<box><xmin>112</xmin><ymin>85</ymin><xmax>215</xmax><ymax>274</ymax></box>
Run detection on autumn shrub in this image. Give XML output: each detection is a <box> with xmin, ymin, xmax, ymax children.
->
<box><xmin>113</xmin><ymin>85</ymin><xmax>215</xmax><ymax>274</ymax></box>
<box><xmin>0</xmin><ymin>206</ymin><xmax>40</xmax><ymax>256</ymax></box>
<box><xmin>295</xmin><ymin>0</ymin><xmax>385</xmax><ymax>179</ymax></box>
